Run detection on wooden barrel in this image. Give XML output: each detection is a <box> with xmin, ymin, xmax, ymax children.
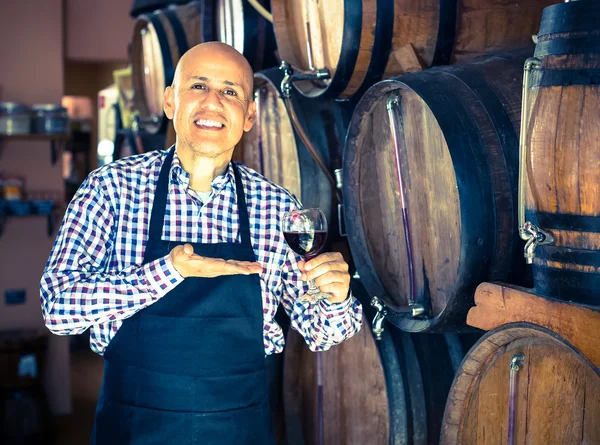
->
<box><xmin>441</xmin><ymin>323</ymin><xmax>600</xmax><ymax>444</ymax></box>
<box><xmin>215</xmin><ymin>0</ymin><xmax>278</xmax><ymax>71</ymax></box>
<box><xmin>282</xmin><ymin>279</ymin><xmax>478</xmax><ymax>445</ymax></box>
<box><xmin>271</xmin><ymin>0</ymin><xmax>554</xmax><ymax>99</ymax></box>
<box><xmin>131</xmin><ymin>1</ymin><xmax>213</xmax><ymax>134</ymax></box>
<box><xmin>523</xmin><ymin>1</ymin><xmax>600</xmax><ymax>306</ymax></box>
<box><xmin>343</xmin><ymin>52</ymin><xmax>531</xmax><ymax>333</ymax></box>
<box><xmin>237</xmin><ymin>68</ymin><xmax>353</xmax><ymax>227</ymax></box>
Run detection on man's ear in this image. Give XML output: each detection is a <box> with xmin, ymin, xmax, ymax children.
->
<box><xmin>164</xmin><ymin>86</ymin><xmax>175</xmax><ymax>120</ymax></box>
<box><xmin>243</xmin><ymin>100</ymin><xmax>257</xmax><ymax>132</ymax></box>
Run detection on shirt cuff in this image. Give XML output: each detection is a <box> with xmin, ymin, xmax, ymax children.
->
<box><xmin>318</xmin><ymin>290</ymin><xmax>354</xmax><ymax>319</ymax></box>
<box><xmin>140</xmin><ymin>255</ymin><xmax>184</xmax><ymax>299</ymax></box>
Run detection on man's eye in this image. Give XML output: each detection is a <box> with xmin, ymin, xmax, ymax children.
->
<box><xmin>192</xmin><ymin>84</ymin><xmax>206</xmax><ymax>90</ymax></box>
<box><xmin>224</xmin><ymin>89</ymin><xmax>237</xmax><ymax>96</ymax></box>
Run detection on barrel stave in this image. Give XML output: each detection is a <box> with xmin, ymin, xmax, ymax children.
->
<box><xmin>453</xmin><ymin>0</ymin><xmax>548</xmax><ymax>60</ymax></box>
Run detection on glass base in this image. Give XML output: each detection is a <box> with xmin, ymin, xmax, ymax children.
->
<box><xmin>298</xmin><ymin>291</ymin><xmax>331</xmax><ymax>303</ymax></box>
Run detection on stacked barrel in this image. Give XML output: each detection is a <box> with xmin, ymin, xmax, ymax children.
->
<box><xmin>124</xmin><ymin>0</ymin><xmax>600</xmax><ymax>444</ymax></box>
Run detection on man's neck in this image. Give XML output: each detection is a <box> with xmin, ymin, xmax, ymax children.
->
<box><xmin>176</xmin><ymin>146</ymin><xmax>232</xmax><ymax>192</ymax></box>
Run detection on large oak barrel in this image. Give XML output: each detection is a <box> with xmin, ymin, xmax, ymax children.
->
<box><xmin>216</xmin><ymin>0</ymin><xmax>278</xmax><ymax>71</ymax></box>
<box><xmin>271</xmin><ymin>0</ymin><xmax>554</xmax><ymax>99</ymax></box>
<box><xmin>441</xmin><ymin>323</ymin><xmax>600</xmax><ymax>444</ymax></box>
<box><xmin>343</xmin><ymin>52</ymin><xmax>531</xmax><ymax>333</ymax></box>
<box><xmin>131</xmin><ymin>1</ymin><xmax>212</xmax><ymax>134</ymax></box>
<box><xmin>523</xmin><ymin>1</ymin><xmax>600</xmax><ymax>306</ymax></box>
<box><xmin>237</xmin><ymin>68</ymin><xmax>353</xmax><ymax>227</ymax></box>
<box><xmin>282</xmin><ymin>281</ymin><xmax>470</xmax><ymax>445</ymax></box>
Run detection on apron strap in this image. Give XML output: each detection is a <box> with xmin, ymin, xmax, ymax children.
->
<box><xmin>146</xmin><ymin>148</ymin><xmax>253</xmax><ymax>247</ymax></box>
<box><xmin>231</xmin><ymin>163</ymin><xmax>252</xmax><ymax>247</ymax></box>
<box><xmin>147</xmin><ymin>147</ymin><xmax>175</xmax><ymax>244</ymax></box>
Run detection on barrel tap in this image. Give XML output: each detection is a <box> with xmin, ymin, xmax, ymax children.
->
<box><xmin>279</xmin><ymin>61</ymin><xmax>330</xmax><ymax>99</ymax></box>
<box><xmin>519</xmin><ymin>222</ymin><xmax>554</xmax><ymax>264</ymax></box>
<box><xmin>371</xmin><ymin>296</ymin><xmax>388</xmax><ymax>341</ymax></box>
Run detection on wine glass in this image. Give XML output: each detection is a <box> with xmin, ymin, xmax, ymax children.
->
<box><xmin>282</xmin><ymin>208</ymin><xmax>330</xmax><ymax>302</ymax></box>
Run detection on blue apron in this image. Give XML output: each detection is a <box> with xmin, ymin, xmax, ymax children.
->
<box><xmin>91</xmin><ymin>148</ymin><xmax>275</xmax><ymax>445</ymax></box>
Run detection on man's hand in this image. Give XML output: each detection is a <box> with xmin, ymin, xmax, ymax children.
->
<box><xmin>169</xmin><ymin>244</ymin><xmax>263</xmax><ymax>278</ymax></box>
<box><xmin>298</xmin><ymin>252</ymin><xmax>350</xmax><ymax>303</ymax></box>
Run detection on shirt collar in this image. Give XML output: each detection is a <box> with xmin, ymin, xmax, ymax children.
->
<box><xmin>170</xmin><ymin>149</ymin><xmax>235</xmax><ymax>193</ymax></box>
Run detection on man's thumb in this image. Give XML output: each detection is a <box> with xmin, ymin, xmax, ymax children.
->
<box><xmin>182</xmin><ymin>243</ymin><xmax>194</xmax><ymax>256</ymax></box>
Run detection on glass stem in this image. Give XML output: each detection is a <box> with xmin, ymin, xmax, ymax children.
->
<box><xmin>307</xmin><ymin>280</ymin><xmax>320</xmax><ymax>295</ymax></box>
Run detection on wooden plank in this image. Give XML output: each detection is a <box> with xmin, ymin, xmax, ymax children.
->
<box><xmin>476</xmin><ymin>347</ymin><xmax>510</xmax><ymax>445</ymax></box>
<box><xmin>554</xmin><ymin>86</ymin><xmax>585</xmax><ymax>215</ymax></box>
<box><xmin>583</xmin><ymin>366</ymin><xmax>600</xmax><ymax>444</ymax></box>
<box><xmin>579</xmin><ymin>86</ymin><xmax>600</xmax><ymax>215</ymax></box>
<box><xmin>468</xmin><ymin>282</ymin><xmax>600</xmax><ymax>368</ymax></box>
<box><xmin>526</xmin><ymin>344</ymin><xmax>585</xmax><ymax>444</ymax></box>
<box><xmin>463</xmin><ymin>386</ymin><xmax>479</xmax><ymax>445</ymax></box>
<box><xmin>528</xmin><ymin>86</ymin><xmax>562</xmax><ymax>213</ymax></box>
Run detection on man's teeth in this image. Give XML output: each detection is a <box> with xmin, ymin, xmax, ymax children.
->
<box><xmin>195</xmin><ymin>119</ymin><xmax>223</xmax><ymax>128</ymax></box>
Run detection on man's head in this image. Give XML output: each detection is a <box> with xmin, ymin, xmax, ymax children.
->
<box><xmin>163</xmin><ymin>42</ymin><xmax>256</xmax><ymax>159</ymax></box>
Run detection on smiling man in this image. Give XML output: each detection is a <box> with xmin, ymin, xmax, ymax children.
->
<box><xmin>40</xmin><ymin>42</ymin><xmax>362</xmax><ymax>444</ymax></box>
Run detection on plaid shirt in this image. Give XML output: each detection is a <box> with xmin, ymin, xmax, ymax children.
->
<box><xmin>40</xmin><ymin>149</ymin><xmax>362</xmax><ymax>355</ymax></box>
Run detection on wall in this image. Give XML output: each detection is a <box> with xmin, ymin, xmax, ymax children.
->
<box><xmin>0</xmin><ymin>0</ymin><xmax>71</xmax><ymax>414</ymax></box>
<box><xmin>66</xmin><ymin>0</ymin><xmax>135</xmax><ymax>62</ymax></box>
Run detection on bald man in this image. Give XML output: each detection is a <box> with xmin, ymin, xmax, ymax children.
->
<box><xmin>41</xmin><ymin>42</ymin><xmax>362</xmax><ymax>444</ymax></box>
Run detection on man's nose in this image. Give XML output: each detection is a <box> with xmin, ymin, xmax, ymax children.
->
<box><xmin>201</xmin><ymin>89</ymin><xmax>224</xmax><ymax>110</ymax></box>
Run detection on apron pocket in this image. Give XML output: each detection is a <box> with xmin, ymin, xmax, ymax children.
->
<box><xmin>129</xmin><ymin>400</ymin><xmax>275</xmax><ymax>445</ymax></box>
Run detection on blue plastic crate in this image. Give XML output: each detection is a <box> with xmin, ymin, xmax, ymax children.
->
<box><xmin>30</xmin><ymin>200</ymin><xmax>54</xmax><ymax>215</ymax></box>
<box><xmin>6</xmin><ymin>201</ymin><xmax>30</xmax><ymax>216</ymax></box>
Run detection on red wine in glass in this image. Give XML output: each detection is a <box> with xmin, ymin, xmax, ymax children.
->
<box><xmin>282</xmin><ymin>208</ymin><xmax>330</xmax><ymax>301</ymax></box>
<box><xmin>283</xmin><ymin>230</ymin><xmax>328</xmax><ymax>259</ymax></box>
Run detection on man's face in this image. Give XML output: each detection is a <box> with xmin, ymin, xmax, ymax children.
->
<box><xmin>164</xmin><ymin>49</ymin><xmax>256</xmax><ymax>158</ymax></box>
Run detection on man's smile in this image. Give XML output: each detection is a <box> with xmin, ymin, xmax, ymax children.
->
<box><xmin>194</xmin><ymin>118</ymin><xmax>225</xmax><ymax>130</ymax></box>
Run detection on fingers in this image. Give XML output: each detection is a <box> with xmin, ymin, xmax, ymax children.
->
<box><xmin>172</xmin><ymin>243</ymin><xmax>194</xmax><ymax>258</ymax></box>
<box><xmin>169</xmin><ymin>243</ymin><xmax>263</xmax><ymax>278</ymax></box>
<box><xmin>199</xmin><ymin>258</ymin><xmax>263</xmax><ymax>277</ymax></box>
<box><xmin>301</xmin><ymin>252</ymin><xmax>350</xmax><ymax>303</ymax></box>
<box><xmin>182</xmin><ymin>243</ymin><xmax>194</xmax><ymax>255</ymax></box>
<box><xmin>317</xmin><ymin>282</ymin><xmax>350</xmax><ymax>302</ymax></box>
<box><xmin>302</xmin><ymin>252</ymin><xmax>348</xmax><ymax>281</ymax></box>
<box><xmin>297</xmin><ymin>260</ymin><xmax>306</xmax><ymax>273</ymax></box>
<box><xmin>305</xmin><ymin>252</ymin><xmax>346</xmax><ymax>273</ymax></box>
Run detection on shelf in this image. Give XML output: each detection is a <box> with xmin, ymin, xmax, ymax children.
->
<box><xmin>0</xmin><ymin>133</ymin><xmax>70</xmax><ymax>165</ymax></box>
<box><xmin>0</xmin><ymin>133</ymin><xmax>70</xmax><ymax>141</ymax></box>
<box><xmin>0</xmin><ymin>200</ymin><xmax>57</xmax><ymax>237</ymax></box>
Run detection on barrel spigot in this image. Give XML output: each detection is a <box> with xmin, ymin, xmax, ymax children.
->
<box><xmin>510</xmin><ymin>353</ymin><xmax>525</xmax><ymax>371</ymax></box>
<box><xmin>371</xmin><ymin>296</ymin><xmax>388</xmax><ymax>340</ymax></box>
<box><xmin>279</xmin><ymin>61</ymin><xmax>330</xmax><ymax>98</ymax></box>
<box><xmin>519</xmin><ymin>221</ymin><xmax>554</xmax><ymax>264</ymax></box>
<box><xmin>410</xmin><ymin>304</ymin><xmax>426</xmax><ymax>317</ymax></box>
